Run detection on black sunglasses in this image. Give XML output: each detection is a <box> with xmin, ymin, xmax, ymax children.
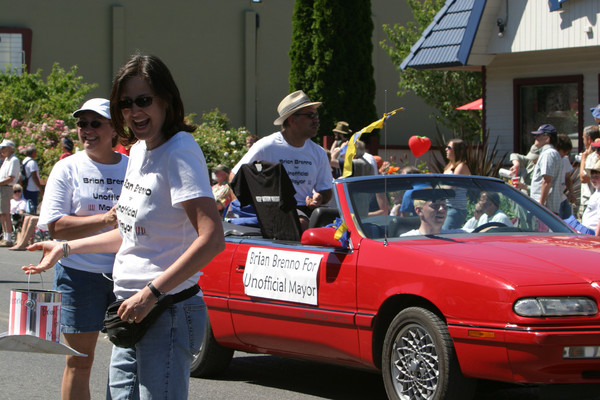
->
<box><xmin>76</xmin><ymin>120</ymin><xmax>105</xmax><ymax>129</ymax></box>
<box><xmin>118</xmin><ymin>96</ymin><xmax>154</xmax><ymax>110</ymax></box>
<box><xmin>13</xmin><ymin>189</ymin><xmax>22</xmax><ymax>193</ymax></box>
<box><xmin>295</xmin><ymin>112</ymin><xmax>319</xmax><ymax>119</ymax></box>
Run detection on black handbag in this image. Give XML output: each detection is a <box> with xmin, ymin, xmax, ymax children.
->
<box><xmin>103</xmin><ymin>284</ymin><xmax>200</xmax><ymax>348</ymax></box>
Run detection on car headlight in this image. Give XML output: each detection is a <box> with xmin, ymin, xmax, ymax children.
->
<box><xmin>513</xmin><ymin>297</ymin><xmax>598</xmax><ymax>317</ymax></box>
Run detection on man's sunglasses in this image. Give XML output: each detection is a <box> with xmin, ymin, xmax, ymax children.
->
<box><xmin>295</xmin><ymin>112</ymin><xmax>319</xmax><ymax>119</ymax></box>
<box><xmin>76</xmin><ymin>120</ymin><xmax>106</xmax><ymax>129</ymax></box>
<box><xmin>118</xmin><ymin>96</ymin><xmax>154</xmax><ymax>110</ymax></box>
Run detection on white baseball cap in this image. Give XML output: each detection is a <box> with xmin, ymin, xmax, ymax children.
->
<box><xmin>72</xmin><ymin>98</ymin><xmax>111</xmax><ymax>119</ymax></box>
<box><xmin>0</xmin><ymin>139</ymin><xmax>15</xmax><ymax>149</ymax></box>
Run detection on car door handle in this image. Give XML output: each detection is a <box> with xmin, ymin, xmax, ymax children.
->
<box><xmin>235</xmin><ymin>265</ymin><xmax>245</xmax><ymax>272</ymax></box>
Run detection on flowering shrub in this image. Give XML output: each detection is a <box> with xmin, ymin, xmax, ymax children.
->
<box><xmin>0</xmin><ymin>63</ymin><xmax>95</xmax><ymax>131</ymax></box>
<box><xmin>1</xmin><ymin>62</ymin><xmax>94</xmax><ymax>180</ymax></box>
<box><xmin>5</xmin><ymin>109</ymin><xmax>251</xmax><ymax>180</ymax></box>
<box><xmin>4</xmin><ymin>116</ymin><xmax>77</xmax><ymax>180</ymax></box>
<box><xmin>190</xmin><ymin>109</ymin><xmax>251</xmax><ymax>173</ymax></box>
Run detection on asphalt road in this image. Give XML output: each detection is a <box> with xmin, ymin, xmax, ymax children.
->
<box><xmin>1</xmin><ymin>247</ymin><xmax>599</xmax><ymax>400</ymax></box>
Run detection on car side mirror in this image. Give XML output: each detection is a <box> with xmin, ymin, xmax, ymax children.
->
<box><xmin>300</xmin><ymin>227</ymin><xmax>344</xmax><ymax>248</ymax></box>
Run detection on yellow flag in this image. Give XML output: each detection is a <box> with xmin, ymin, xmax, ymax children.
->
<box><xmin>341</xmin><ymin>108</ymin><xmax>404</xmax><ymax>178</ymax></box>
<box><xmin>333</xmin><ymin>221</ymin><xmax>348</xmax><ymax>240</ymax></box>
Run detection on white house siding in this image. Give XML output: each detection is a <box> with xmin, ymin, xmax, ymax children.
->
<box><xmin>485</xmin><ymin>46</ymin><xmax>600</xmax><ymax>158</ymax></box>
<box><xmin>487</xmin><ymin>0</ymin><xmax>600</xmax><ymax>55</ymax></box>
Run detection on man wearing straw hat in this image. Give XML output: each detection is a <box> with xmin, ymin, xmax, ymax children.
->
<box><xmin>232</xmin><ymin>90</ymin><xmax>333</xmax><ymax>230</ymax></box>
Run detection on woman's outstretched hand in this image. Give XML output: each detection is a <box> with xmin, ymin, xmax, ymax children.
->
<box><xmin>21</xmin><ymin>241</ymin><xmax>63</xmax><ymax>274</ymax></box>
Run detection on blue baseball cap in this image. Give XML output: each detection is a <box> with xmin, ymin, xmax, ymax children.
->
<box><xmin>531</xmin><ymin>124</ymin><xmax>557</xmax><ymax>135</ymax></box>
<box><xmin>590</xmin><ymin>104</ymin><xmax>600</xmax><ymax>120</ymax></box>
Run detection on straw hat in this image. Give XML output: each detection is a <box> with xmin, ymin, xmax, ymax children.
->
<box><xmin>273</xmin><ymin>90</ymin><xmax>322</xmax><ymax>125</ymax></box>
<box><xmin>333</xmin><ymin>121</ymin><xmax>352</xmax><ymax>135</ymax></box>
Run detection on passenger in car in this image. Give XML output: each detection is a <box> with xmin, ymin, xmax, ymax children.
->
<box><xmin>477</xmin><ymin>191</ymin><xmax>513</xmax><ymax>227</ymax></box>
<box><xmin>463</xmin><ymin>203</ymin><xmax>486</xmax><ymax>230</ymax></box>
<box><xmin>231</xmin><ymin>90</ymin><xmax>333</xmax><ymax>231</ymax></box>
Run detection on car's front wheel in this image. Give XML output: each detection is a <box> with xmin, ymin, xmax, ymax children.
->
<box><xmin>382</xmin><ymin>307</ymin><xmax>475</xmax><ymax>400</ymax></box>
<box><xmin>190</xmin><ymin>316</ymin><xmax>234</xmax><ymax>378</ymax></box>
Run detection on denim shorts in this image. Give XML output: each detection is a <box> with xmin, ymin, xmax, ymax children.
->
<box><xmin>53</xmin><ymin>262</ymin><xmax>115</xmax><ymax>333</ymax></box>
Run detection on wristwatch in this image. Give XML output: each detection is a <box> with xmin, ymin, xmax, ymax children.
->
<box><xmin>147</xmin><ymin>282</ymin><xmax>164</xmax><ymax>299</ymax></box>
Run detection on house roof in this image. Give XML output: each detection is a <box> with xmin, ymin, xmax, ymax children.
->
<box><xmin>400</xmin><ymin>0</ymin><xmax>487</xmax><ymax>70</ymax></box>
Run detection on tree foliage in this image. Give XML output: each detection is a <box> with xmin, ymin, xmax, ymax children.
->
<box><xmin>0</xmin><ymin>63</ymin><xmax>95</xmax><ymax>179</ymax></box>
<box><xmin>189</xmin><ymin>109</ymin><xmax>250</xmax><ymax>173</ymax></box>
<box><xmin>0</xmin><ymin>63</ymin><xmax>96</xmax><ymax>132</ymax></box>
<box><xmin>289</xmin><ymin>0</ymin><xmax>377</xmax><ymax>140</ymax></box>
<box><xmin>380</xmin><ymin>0</ymin><xmax>482</xmax><ymax>141</ymax></box>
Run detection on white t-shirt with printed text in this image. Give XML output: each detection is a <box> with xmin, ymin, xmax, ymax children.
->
<box><xmin>232</xmin><ymin>131</ymin><xmax>333</xmax><ymax>205</ymax></box>
<box><xmin>38</xmin><ymin>151</ymin><xmax>128</xmax><ymax>273</ymax></box>
<box><xmin>113</xmin><ymin>132</ymin><xmax>213</xmax><ymax>299</ymax></box>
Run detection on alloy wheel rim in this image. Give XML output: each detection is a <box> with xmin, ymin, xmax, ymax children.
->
<box><xmin>390</xmin><ymin>323</ymin><xmax>439</xmax><ymax>400</ymax></box>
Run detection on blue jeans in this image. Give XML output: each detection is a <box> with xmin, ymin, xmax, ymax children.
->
<box><xmin>106</xmin><ymin>295</ymin><xmax>207</xmax><ymax>400</ymax></box>
<box><xmin>442</xmin><ymin>207</ymin><xmax>467</xmax><ymax>230</ymax></box>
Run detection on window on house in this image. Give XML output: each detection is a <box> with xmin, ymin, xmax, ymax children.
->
<box><xmin>514</xmin><ymin>75</ymin><xmax>583</xmax><ymax>153</ymax></box>
<box><xmin>0</xmin><ymin>28</ymin><xmax>32</xmax><ymax>75</ymax></box>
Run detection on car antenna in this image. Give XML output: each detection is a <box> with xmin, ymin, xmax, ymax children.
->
<box><xmin>383</xmin><ymin>89</ymin><xmax>389</xmax><ymax>246</ymax></box>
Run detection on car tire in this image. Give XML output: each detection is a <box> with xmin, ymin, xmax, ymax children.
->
<box><xmin>382</xmin><ymin>307</ymin><xmax>475</xmax><ymax>400</ymax></box>
<box><xmin>190</xmin><ymin>317</ymin><xmax>234</xmax><ymax>378</ymax></box>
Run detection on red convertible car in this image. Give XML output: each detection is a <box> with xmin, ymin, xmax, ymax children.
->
<box><xmin>192</xmin><ymin>174</ymin><xmax>600</xmax><ymax>400</ymax></box>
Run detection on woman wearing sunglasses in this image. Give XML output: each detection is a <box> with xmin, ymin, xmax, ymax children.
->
<box><xmin>8</xmin><ymin>183</ymin><xmax>39</xmax><ymax>251</ymax></box>
<box><xmin>24</xmin><ymin>55</ymin><xmax>225</xmax><ymax>399</ymax></box>
<box><xmin>34</xmin><ymin>98</ymin><xmax>129</xmax><ymax>400</ymax></box>
<box><xmin>443</xmin><ymin>138</ymin><xmax>471</xmax><ymax>229</ymax></box>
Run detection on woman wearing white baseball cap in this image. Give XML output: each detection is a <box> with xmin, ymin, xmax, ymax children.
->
<box><xmin>35</xmin><ymin>97</ymin><xmax>128</xmax><ymax>399</ymax></box>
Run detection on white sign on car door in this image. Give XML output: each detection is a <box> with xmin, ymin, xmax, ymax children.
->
<box><xmin>243</xmin><ymin>247</ymin><xmax>322</xmax><ymax>305</ymax></box>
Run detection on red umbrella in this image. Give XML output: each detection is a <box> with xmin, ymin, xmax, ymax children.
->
<box><xmin>456</xmin><ymin>98</ymin><xmax>482</xmax><ymax>110</ymax></box>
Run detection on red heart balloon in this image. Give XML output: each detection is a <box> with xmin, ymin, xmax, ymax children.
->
<box><xmin>408</xmin><ymin>136</ymin><xmax>431</xmax><ymax>157</ymax></box>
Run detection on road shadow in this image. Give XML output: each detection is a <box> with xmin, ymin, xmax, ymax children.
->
<box><xmin>198</xmin><ymin>354</ymin><xmax>386</xmax><ymax>400</ymax></box>
<box><xmin>194</xmin><ymin>354</ymin><xmax>600</xmax><ymax>400</ymax></box>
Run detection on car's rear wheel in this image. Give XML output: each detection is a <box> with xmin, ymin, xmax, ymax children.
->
<box><xmin>190</xmin><ymin>317</ymin><xmax>234</xmax><ymax>377</ymax></box>
<box><xmin>382</xmin><ymin>307</ymin><xmax>475</xmax><ymax>400</ymax></box>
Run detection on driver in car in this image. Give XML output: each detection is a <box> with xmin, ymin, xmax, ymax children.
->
<box><xmin>477</xmin><ymin>191</ymin><xmax>513</xmax><ymax>227</ymax></box>
<box><xmin>401</xmin><ymin>188</ymin><xmax>465</xmax><ymax>236</ymax></box>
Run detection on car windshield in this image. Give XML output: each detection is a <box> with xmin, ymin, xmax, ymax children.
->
<box><xmin>343</xmin><ymin>174</ymin><xmax>573</xmax><ymax>239</ymax></box>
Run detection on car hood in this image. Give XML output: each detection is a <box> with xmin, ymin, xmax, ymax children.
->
<box><xmin>390</xmin><ymin>234</ymin><xmax>600</xmax><ymax>287</ymax></box>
